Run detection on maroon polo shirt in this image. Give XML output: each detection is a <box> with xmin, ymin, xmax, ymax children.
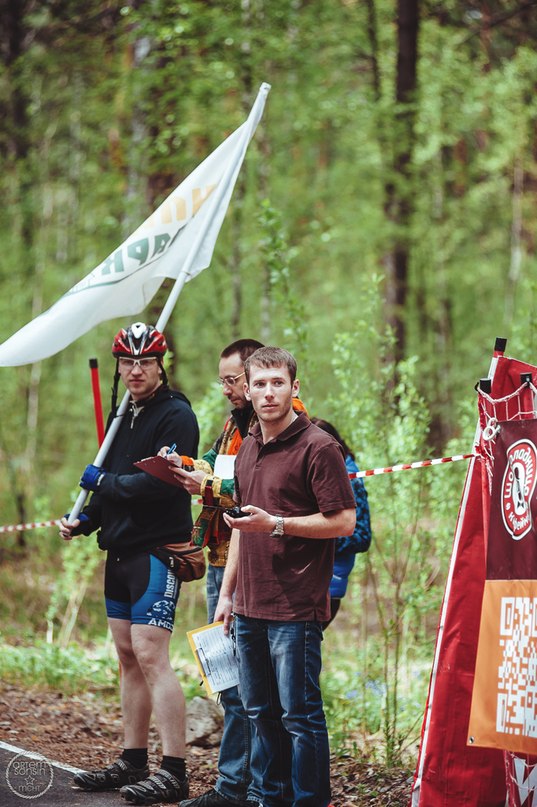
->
<box><xmin>233</xmin><ymin>412</ymin><xmax>355</xmax><ymax>622</ymax></box>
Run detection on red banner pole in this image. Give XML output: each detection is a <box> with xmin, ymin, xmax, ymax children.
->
<box><xmin>89</xmin><ymin>358</ymin><xmax>105</xmax><ymax>446</ymax></box>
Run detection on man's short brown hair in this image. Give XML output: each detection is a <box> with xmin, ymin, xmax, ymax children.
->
<box><xmin>244</xmin><ymin>347</ymin><xmax>297</xmax><ymax>383</ymax></box>
<box><xmin>220</xmin><ymin>338</ymin><xmax>264</xmax><ymax>364</ymax></box>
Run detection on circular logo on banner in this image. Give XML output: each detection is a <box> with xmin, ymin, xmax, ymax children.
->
<box><xmin>501</xmin><ymin>439</ymin><xmax>537</xmax><ymax>540</ymax></box>
<box><xmin>5</xmin><ymin>753</ymin><xmax>54</xmax><ymax>800</ymax></box>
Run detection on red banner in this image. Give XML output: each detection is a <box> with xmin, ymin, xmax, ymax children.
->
<box><xmin>410</xmin><ymin>457</ymin><xmax>506</xmax><ymax>806</ymax></box>
<box><xmin>467</xmin><ymin>418</ymin><xmax>537</xmax><ymax>806</ymax></box>
<box><xmin>411</xmin><ymin>354</ymin><xmax>537</xmax><ymax>807</ymax></box>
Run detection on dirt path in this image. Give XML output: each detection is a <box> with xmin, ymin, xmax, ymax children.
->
<box><xmin>0</xmin><ymin>683</ymin><xmax>412</xmax><ymax>806</ymax></box>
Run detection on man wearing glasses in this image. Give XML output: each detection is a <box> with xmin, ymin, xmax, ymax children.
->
<box><xmin>59</xmin><ymin>322</ymin><xmax>199</xmax><ymax>805</ymax></box>
<box><xmin>162</xmin><ymin>339</ymin><xmax>263</xmax><ymax>807</ymax></box>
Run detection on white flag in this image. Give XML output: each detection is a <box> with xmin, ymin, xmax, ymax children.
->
<box><xmin>0</xmin><ymin>83</ymin><xmax>271</xmax><ymax>366</ymax></box>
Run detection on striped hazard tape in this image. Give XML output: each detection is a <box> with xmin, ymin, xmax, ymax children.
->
<box><xmin>350</xmin><ymin>453</ymin><xmax>475</xmax><ymax>479</ymax></box>
<box><xmin>0</xmin><ymin>519</ymin><xmax>61</xmax><ymax>534</ymax></box>
<box><xmin>0</xmin><ymin>452</ymin><xmax>476</xmax><ymax>534</ymax></box>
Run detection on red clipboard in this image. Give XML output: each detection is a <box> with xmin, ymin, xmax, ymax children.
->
<box><xmin>134</xmin><ymin>455</ymin><xmax>183</xmax><ymax>488</ymax></box>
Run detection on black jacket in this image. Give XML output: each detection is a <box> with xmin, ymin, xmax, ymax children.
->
<box><xmin>79</xmin><ymin>385</ymin><xmax>199</xmax><ymax>556</ymax></box>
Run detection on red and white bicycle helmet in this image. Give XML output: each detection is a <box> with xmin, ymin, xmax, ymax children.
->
<box><xmin>112</xmin><ymin>322</ymin><xmax>167</xmax><ymax>358</ymax></box>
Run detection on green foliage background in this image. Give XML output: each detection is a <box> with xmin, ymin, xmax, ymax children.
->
<box><xmin>1</xmin><ymin>0</ymin><xmax>536</xmax><ymax>766</ymax></box>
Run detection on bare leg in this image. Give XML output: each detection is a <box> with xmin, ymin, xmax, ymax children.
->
<box><xmin>131</xmin><ymin>623</ymin><xmax>186</xmax><ymax>757</ymax></box>
<box><xmin>108</xmin><ymin>618</ymin><xmax>152</xmax><ymax>748</ymax></box>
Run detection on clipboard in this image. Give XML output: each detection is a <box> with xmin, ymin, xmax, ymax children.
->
<box><xmin>187</xmin><ymin>621</ymin><xmax>240</xmax><ymax>696</ymax></box>
<box><xmin>133</xmin><ymin>455</ymin><xmax>183</xmax><ymax>487</ymax></box>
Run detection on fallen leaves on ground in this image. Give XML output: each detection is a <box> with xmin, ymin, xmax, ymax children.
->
<box><xmin>0</xmin><ymin>683</ymin><xmax>413</xmax><ymax>806</ymax></box>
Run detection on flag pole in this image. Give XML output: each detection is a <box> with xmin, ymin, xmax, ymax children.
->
<box><xmin>155</xmin><ymin>82</ymin><xmax>271</xmax><ymax>333</ymax></box>
<box><xmin>67</xmin><ymin>83</ymin><xmax>270</xmax><ymax>524</ymax></box>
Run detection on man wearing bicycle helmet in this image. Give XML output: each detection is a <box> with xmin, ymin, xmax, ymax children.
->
<box><xmin>59</xmin><ymin>322</ymin><xmax>199</xmax><ymax>806</ymax></box>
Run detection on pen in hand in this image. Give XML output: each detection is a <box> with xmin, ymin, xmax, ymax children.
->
<box><xmin>166</xmin><ymin>443</ymin><xmax>177</xmax><ymax>456</ymax></box>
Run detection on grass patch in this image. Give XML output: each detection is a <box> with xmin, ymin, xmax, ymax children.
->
<box><xmin>0</xmin><ymin>638</ymin><xmax>117</xmax><ymax>693</ymax></box>
<box><xmin>0</xmin><ymin>634</ymin><xmax>206</xmax><ymax>701</ymax></box>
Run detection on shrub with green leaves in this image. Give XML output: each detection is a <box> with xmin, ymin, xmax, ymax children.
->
<box><xmin>318</xmin><ymin>277</ymin><xmax>474</xmax><ymax>765</ymax></box>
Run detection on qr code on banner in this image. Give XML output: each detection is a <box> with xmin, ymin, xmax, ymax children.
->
<box><xmin>497</xmin><ymin>596</ymin><xmax>537</xmax><ymax>737</ymax></box>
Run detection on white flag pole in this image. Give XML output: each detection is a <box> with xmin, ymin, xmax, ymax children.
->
<box><xmin>67</xmin><ymin>392</ymin><xmax>130</xmax><ymax>523</ymax></box>
<box><xmin>155</xmin><ymin>82</ymin><xmax>271</xmax><ymax>333</ymax></box>
<box><xmin>67</xmin><ymin>83</ymin><xmax>270</xmax><ymax>524</ymax></box>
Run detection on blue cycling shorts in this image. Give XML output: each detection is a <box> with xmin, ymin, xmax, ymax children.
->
<box><xmin>104</xmin><ymin>551</ymin><xmax>180</xmax><ymax>632</ymax></box>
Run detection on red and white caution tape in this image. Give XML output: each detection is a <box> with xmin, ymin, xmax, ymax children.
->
<box><xmin>0</xmin><ymin>453</ymin><xmax>476</xmax><ymax>534</ymax></box>
<box><xmin>0</xmin><ymin>519</ymin><xmax>61</xmax><ymax>534</ymax></box>
<box><xmin>350</xmin><ymin>453</ymin><xmax>475</xmax><ymax>479</ymax></box>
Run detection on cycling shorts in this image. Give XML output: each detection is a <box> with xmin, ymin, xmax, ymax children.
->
<box><xmin>104</xmin><ymin>551</ymin><xmax>180</xmax><ymax>632</ymax></box>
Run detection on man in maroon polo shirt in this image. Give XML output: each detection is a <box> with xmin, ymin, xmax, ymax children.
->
<box><xmin>215</xmin><ymin>346</ymin><xmax>356</xmax><ymax>807</ymax></box>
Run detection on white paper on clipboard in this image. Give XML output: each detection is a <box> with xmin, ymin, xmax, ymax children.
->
<box><xmin>187</xmin><ymin>622</ymin><xmax>240</xmax><ymax>695</ymax></box>
<box><xmin>213</xmin><ymin>454</ymin><xmax>236</xmax><ymax>480</ymax></box>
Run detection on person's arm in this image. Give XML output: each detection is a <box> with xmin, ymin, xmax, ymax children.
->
<box><xmin>167</xmin><ymin>467</ymin><xmax>206</xmax><ymax>495</ymax></box>
<box><xmin>156</xmin><ymin>463</ymin><xmax>235</xmax><ymax>507</ymax></box>
<box><xmin>336</xmin><ymin>477</ymin><xmax>372</xmax><ymax>553</ymax></box>
<box><xmin>83</xmin><ymin>404</ymin><xmax>199</xmax><ymax>502</ymax></box>
<box><xmin>59</xmin><ymin>495</ymin><xmax>101</xmax><ymax>541</ymax></box>
<box><xmin>222</xmin><ymin>505</ymin><xmax>356</xmax><ymax>540</ymax></box>
<box><xmin>158</xmin><ymin>430</ymin><xmax>236</xmax><ymax>504</ymax></box>
<box><xmin>214</xmin><ymin>528</ymin><xmax>240</xmax><ymax>634</ymax></box>
<box><xmin>169</xmin><ymin>436</ymin><xmax>229</xmax><ymax>497</ymax></box>
<box><xmin>59</xmin><ymin>516</ymin><xmax>79</xmax><ymax>541</ymax></box>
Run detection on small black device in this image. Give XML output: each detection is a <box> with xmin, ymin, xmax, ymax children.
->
<box><xmin>225</xmin><ymin>506</ymin><xmax>249</xmax><ymax>519</ymax></box>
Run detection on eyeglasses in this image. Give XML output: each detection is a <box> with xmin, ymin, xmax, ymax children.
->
<box><xmin>217</xmin><ymin>371</ymin><xmax>245</xmax><ymax>387</ymax></box>
<box><xmin>118</xmin><ymin>357</ymin><xmax>158</xmax><ymax>371</ymax></box>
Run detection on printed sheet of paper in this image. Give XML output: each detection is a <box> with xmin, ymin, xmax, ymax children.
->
<box><xmin>213</xmin><ymin>454</ymin><xmax>236</xmax><ymax>480</ymax></box>
<box><xmin>133</xmin><ymin>455</ymin><xmax>183</xmax><ymax>488</ymax></box>
<box><xmin>187</xmin><ymin>621</ymin><xmax>239</xmax><ymax>696</ymax></box>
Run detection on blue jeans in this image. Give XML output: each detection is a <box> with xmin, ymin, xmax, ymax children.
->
<box><xmin>206</xmin><ymin>564</ymin><xmax>255</xmax><ymax>802</ymax></box>
<box><xmin>235</xmin><ymin>615</ymin><xmax>331</xmax><ymax>807</ymax></box>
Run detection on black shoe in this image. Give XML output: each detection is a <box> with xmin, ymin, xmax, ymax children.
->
<box><xmin>179</xmin><ymin>788</ymin><xmax>247</xmax><ymax>806</ymax></box>
<box><xmin>120</xmin><ymin>769</ymin><xmax>189</xmax><ymax>804</ymax></box>
<box><xmin>73</xmin><ymin>759</ymin><xmax>149</xmax><ymax>791</ymax></box>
